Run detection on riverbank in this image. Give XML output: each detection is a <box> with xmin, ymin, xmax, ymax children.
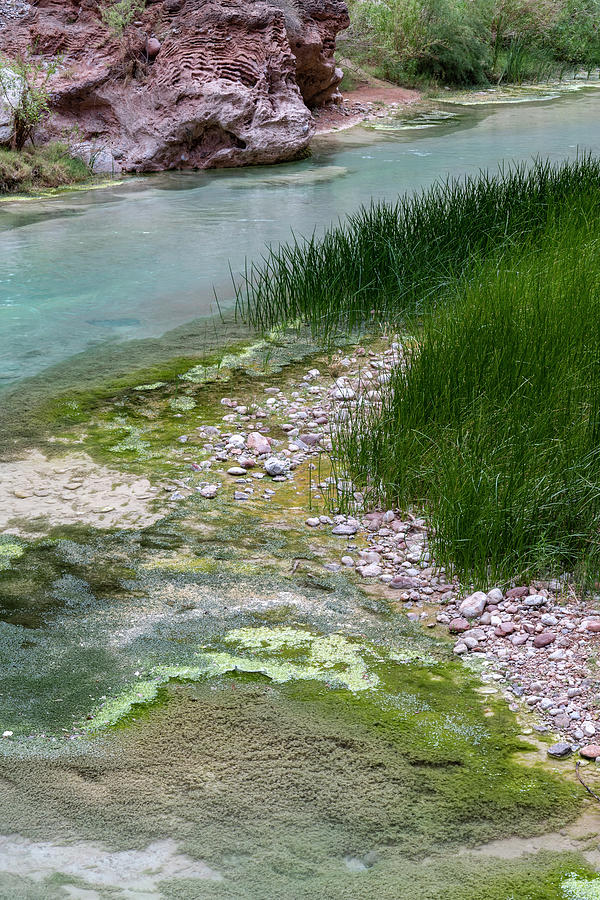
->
<box><xmin>2</xmin><ymin>328</ymin><xmax>600</xmax><ymax>896</ymax></box>
<box><xmin>314</xmin><ymin>77</ymin><xmax>422</xmax><ymax>133</ymax></box>
<box><xmin>0</xmin><ymin>143</ymin><xmax>96</xmax><ymax>196</ymax></box>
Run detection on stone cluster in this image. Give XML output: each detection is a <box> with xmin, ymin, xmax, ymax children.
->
<box><xmin>160</xmin><ymin>339</ymin><xmax>600</xmax><ymax>754</ymax></box>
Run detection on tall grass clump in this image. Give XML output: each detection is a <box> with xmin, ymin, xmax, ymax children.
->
<box><xmin>235</xmin><ymin>156</ymin><xmax>600</xmax><ymax>586</ymax></box>
<box><xmin>334</xmin><ymin>206</ymin><xmax>600</xmax><ymax>587</ymax></box>
<box><xmin>236</xmin><ymin>157</ymin><xmax>600</xmax><ymax>343</ymax></box>
<box><xmin>0</xmin><ymin>143</ymin><xmax>90</xmax><ymax>195</ymax></box>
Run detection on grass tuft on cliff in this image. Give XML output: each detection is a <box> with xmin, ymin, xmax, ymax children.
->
<box><xmin>0</xmin><ymin>142</ymin><xmax>90</xmax><ymax>196</ymax></box>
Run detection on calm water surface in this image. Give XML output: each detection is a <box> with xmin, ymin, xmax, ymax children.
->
<box><xmin>1</xmin><ymin>89</ymin><xmax>599</xmax><ymax>390</ymax></box>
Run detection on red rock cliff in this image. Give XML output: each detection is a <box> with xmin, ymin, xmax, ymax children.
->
<box><xmin>0</xmin><ymin>0</ymin><xmax>349</xmax><ymax>171</ymax></box>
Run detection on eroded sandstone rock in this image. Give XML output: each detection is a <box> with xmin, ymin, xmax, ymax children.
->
<box><xmin>0</xmin><ymin>0</ymin><xmax>349</xmax><ymax>171</ymax></box>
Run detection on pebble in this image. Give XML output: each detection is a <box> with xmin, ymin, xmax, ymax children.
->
<box><xmin>331</xmin><ymin>386</ymin><xmax>355</xmax><ymax>400</ymax></box>
<box><xmin>458</xmin><ymin>591</ymin><xmax>487</xmax><ymax>618</ymax></box>
<box><xmin>580</xmin><ymin>744</ymin><xmax>600</xmax><ymax>759</ymax></box>
<box><xmin>305</xmin><ymin>517</ymin><xmax>320</xmax><ymax>527</ymax></box>
<box><xmin>494</xmin><ymin>622</ymin><xmax>516</xmax><ymax>637</ymax></box>
<box><xmin>227</xmin><ymin>467</ymin><xmax>247</xmax><ymax>477</ymax></box>
<box><xmin>547</xmin><ymin>742</ymin><xmax>572</xmax><ymax>758</ymax></box>
<box><xmin>332</xmin><ymin>523</ymin><xmax>358</xmax><ymax>536</ymax></box>
<box><xmin>198</xmin><ymin>484</ymin><xmax>219</xmax><ymax>499</ymax></box>
<box><xmin>246</xmin><ymin>432</ymin><xmax>271</xmax><ymax>454</ymax></box>
<box><xmin>533</xmin><ymin>632</ymin><xmax>556</xmax><ymax>648</ymax></box>
<box><xmin>524</xmin><ymin>595</ymin><xmax>546</xmax><ymax>607</ymax></box>
<box><xmin>264</xmin><ymin>457</ymin><xmax>288</xmax><ymax>477</ymax></box>
<box><xmin>360</xmin><ymin>563</ymin><xmax>382</xmax><ymax>577</ymax></box>
<box><xmin>448</xmin><ymin>618</ymin><xmax>470</xmax><ymax>634</ymax></box>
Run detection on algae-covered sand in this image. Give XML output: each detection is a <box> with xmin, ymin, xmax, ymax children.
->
<box><xmin>1</xmin><ymin>338</ymin><xmax>600</xmax><ymax>899</ymax></box>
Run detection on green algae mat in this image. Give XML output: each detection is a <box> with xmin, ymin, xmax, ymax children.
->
<box><xmin>1</xmin><ymin>344</ymin><xmax>600</xmax><ymax>898</ymax></box>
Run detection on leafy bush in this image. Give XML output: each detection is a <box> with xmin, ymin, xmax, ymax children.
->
<box><xmin>100</xmin><ymin>0</ymin><xmax>146</xmax><ymax>35</ymax></box>
<box><xmin>344</xmin><ymin>0</ymin><xmax>490</xmax><ymax>86</ymax></box>
<box><xmin>548</xmin><ymin>0</ymin><xmax>600</xmax><ymax>70</ymax></box>
<box><xmin>0</xmin><ymin>52</ymin><xmax>60</xmax><ymax>151</ymax></box>
<box><xmin>339</xmin><ymin>0</ymin><xmax>600</xmax><ymax>86</ymax></box>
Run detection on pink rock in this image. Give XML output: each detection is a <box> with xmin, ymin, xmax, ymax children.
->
<box><xmin>506</xmin><ymin>586</ymin><xmax>530</xmax><ymax>599</ymax></box>
<box><xmin>247</xmin><ymin>432</ymin><xmax>271</xmax><ymax>455</ymax></box>
<box><xmin>510</xmin><ymin>634</ymin><xmax>528</xmax><ymax>646</ymax></box>
<box><xmin>533</xmin><ymin>632</ymin><xmax>556</xmax><ymax>648</ymax></box>
<box><xmin>448</xmin><ymin>618</ymin><xmax>470</xmax><ymax>634</ymax></box>
<box><xmin>580</xmin><ymin>744</ymin><xmax>600</xmax><ymax>759</ymax></box>
<box><xmin>585</xmin><ymin>621</ymin><xmax>600</xmax><ymax>633</ymax></box>
<box><xmin>146</xmin><ymin>37</ymin><xmax>162</xmax><ymax>58</ymax></box>
<box><xmin>494</xmin><ymin>622</ymin><xmax>516</xmax><ymax>637</ymax></box>
<box><xmin>0</xmin><ymin>0</ymin><xmax>350</xmax><ymax>173</ymax></box>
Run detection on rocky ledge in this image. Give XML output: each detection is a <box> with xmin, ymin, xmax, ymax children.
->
<box><xmin>0</xmin><ymin>0</ymin><xmax>349</xmax><ymax>172</ymax></box>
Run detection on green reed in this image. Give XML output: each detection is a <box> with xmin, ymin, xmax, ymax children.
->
<box><xmin>235</xmin><ymin>157</ymin><xmax>600</xmax><ymax>586</ymax></box>
<box><xmin>235</xmin><ymin>156</ymin><xmax>600</xmax><ymax>343</ymax></box>
<box><xmin>334</xmin><ymin>207</ymin><xmax>600</xmax><ymax>587</ymax></box>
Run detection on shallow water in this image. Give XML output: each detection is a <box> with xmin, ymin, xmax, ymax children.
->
<box><xmin>1</xmin><ymin>89</ymin><xmax>600</xmax><ymax>391</ymax></box>
<box><xmin>3</xmin><ymin>90</ymin><xmax>600</xmax><ymax>899</ymax></box>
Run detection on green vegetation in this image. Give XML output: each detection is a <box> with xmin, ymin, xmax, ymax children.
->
<box><xmin>338</xmin><ymin>0</ymin><xmax>600</xmax><ymax>87</ymax></box>
<box><xmin>236</xmin><ymin>157</ymin><xmax>600</xmax><ymax>339</ymax></box>
<box><xmin>0</xmin><ymin>143</ymin><xmax>90</xmax><ymax>195</ymax></box>
<box><xmin>0</xmin><ymin>52</ymin><xmax>60</xmax><ymax>151</ymax></box>
<box><xmin>336</xmin><ymin>212</ymin><xmax>600</xmax><ymax>586</ymax></box>
<box><xmin>235</xmin><ymin>157</ymin><xmax>600</xmax><ymax>587</ymax></box>
<box><xmin>100</xmin><ymin>0</ymin><xmax>146</xmax><ymax>35</ymax></box>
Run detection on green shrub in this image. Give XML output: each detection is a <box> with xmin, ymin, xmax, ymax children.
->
<box><xmin>339</xmin><ymin>0</ymin><xmax>600</xmax><ymax>87</ymax></box>
<box><xmin>0</xmin><ymin>52</ymin><xmax>60</xmax><ymax>150</ymax></box>
<box><xmin>100</xmin><ymin>0</ymin><xmax>146</xmax><ymax>35</ymax></box>
<box><xmin>547</xmin><ymin>0</ymin><xmax>600</xmax><ymax>70</ymax></box>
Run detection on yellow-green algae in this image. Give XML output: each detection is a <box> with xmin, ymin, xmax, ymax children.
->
<box><xmin>0</xmin><ymin>337</ymin><xmax>598</xmax><ymax>896</ymax></box>
<box><xmin>0</xmin><ymin>542</ymin><xmax>24</xmax><ymax>571</ymax></box>
<box><xmin>564</xmin><ymin>875</ymin><xmax>600</xmax><ymax>899</ymax></box>
<box><xmin>0</xmin><ymin>676</ymin><xmax>591</xmax><ymax>900</ymax></box>
<box><xmin>83</xmin><ymin>627</ymin><xmax>382</xmax><ymax>731</ymax></box>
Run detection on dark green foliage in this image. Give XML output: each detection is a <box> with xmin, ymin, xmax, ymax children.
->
<box><xmin>236</xmin><ymin>156</ymin><xmax>600</xmax><ymax>340</ymax></box>
<box><xmin>339</xmin><ymin>0</ymin><xmax>600</xmax><ymax>87</ymax></box>
<box><xmin>335</xmin><ymin>214</ymin><xmax>600</xmax><ymax>585</ymax></box>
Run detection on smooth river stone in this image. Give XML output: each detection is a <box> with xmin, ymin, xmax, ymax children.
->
<box><xmin>579</xmin><ymin>744</ymin><xmax>600</xmax><ymax>759</ymax></box>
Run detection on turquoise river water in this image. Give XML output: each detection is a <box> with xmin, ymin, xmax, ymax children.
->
<box><xmin>2</xmin><ymin>87</ymin><xmax>600</xmax><ymax>900</ymax></box>
<box><xmin>1</xmin><ymin>88</ymin><xmax>600</xmax><ymax>392</ymax></box>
